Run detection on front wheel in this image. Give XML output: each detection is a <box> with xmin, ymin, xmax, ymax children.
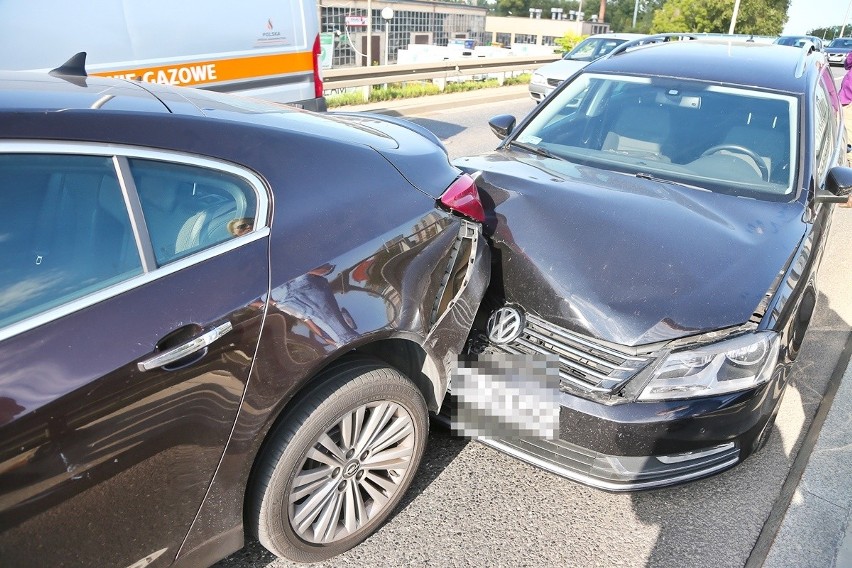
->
<box><xmin>250</xmin><ymin>360</ymin><xmax>428</xmax><ymax>563</ymax></box>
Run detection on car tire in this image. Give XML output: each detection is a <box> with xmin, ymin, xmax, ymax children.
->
<box><xmin>250</xmin><ymin>358</ymin><xmax>429</xmax><ymax>563</ymax></box>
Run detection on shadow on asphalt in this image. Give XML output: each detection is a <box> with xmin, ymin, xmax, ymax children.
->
<box><xmin>213</xmin><ymin>423</ymin><xmax>468</xmax><ymax>568</ymax></box>
<box><xmin>374</xmin><ymin>421</ymin><xmax>469</xmax><ymax>527</ymax></box>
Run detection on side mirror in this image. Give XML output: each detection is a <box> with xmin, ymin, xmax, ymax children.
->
<box><xmin>815</xmin><ymin>166</ymin><xmax>852</xmax><ymax>204</ymax></box>
<box><xmin>488</xmin><ymin>114</ymin><xmax>516</xmax><ymax>140</ymax></box>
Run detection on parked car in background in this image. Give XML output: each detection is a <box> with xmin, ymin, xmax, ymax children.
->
<box><xmin>0</xmin><ymin>61</ymin><xmax>490</xmax><ymax>565</ymax></box>
<box><xmin>774</xmin><ymin>35</ymin><xmax>824</xmax><ymax>51</ymax></box>
<box><xmin>456</xmin><ymin>38</ymin><xmax>851</xmax><ymax>491</ymax></box>
<box><xmin>826</xmin><ymin>37</ymin><xmax>852</xmax><ymax>65</ymax></box>
<box><xmin>529</xmin><ymin>33</ymin><xmax>645</xmax><ymax>103</ymax></box>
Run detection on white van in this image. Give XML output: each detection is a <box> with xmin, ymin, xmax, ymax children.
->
<box><xmin>0</xmin><ymin>0</ymin><xmax>326</xmax><ymax>110</ymax></box>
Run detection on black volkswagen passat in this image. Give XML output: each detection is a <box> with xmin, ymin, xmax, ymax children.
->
<box><xmin>0</xmin><ymin>65</ymin><xmax>489</xmax><ymax>565</ymax></box>
<box><xmin>455</xmin><ymin>38</ymin><xmax>852</xmax><ymax>490</ymax></box>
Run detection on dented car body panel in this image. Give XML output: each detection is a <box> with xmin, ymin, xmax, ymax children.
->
<box><xmin>458</xmin><ymin>151</ymin><xmax>808</xmax><ymax>347</ymax></box>
<box><xmin>0</xmin><ymin>72</ymin><xmax>489</xmax><ymax>566</ymax></box>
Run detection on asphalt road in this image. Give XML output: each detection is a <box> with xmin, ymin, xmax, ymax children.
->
<box><xmin>217</xmin><ymin>76</ymin><xmax>852</xmax><ymax>568</ymax></box>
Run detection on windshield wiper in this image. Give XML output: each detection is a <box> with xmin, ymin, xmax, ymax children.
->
<box><xmin>509</xmin><ymin>141</ymin><xmax>562</xmax><ymax>160</ymax></box>
<box><xmin>635</xmin><ymin>171</ymin><xmax>706</xmax><ymax>192</ymax></box>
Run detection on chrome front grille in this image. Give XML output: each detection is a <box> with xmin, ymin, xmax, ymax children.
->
<box><xmin>494</xmin><ymin>314</ymin><xmax>652</xmax><ymax>392</ymax></box>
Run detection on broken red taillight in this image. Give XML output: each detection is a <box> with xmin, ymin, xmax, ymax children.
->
<box><xmin>439</xmin><ymin>173</ymin><xmax>485</xmax><ymax>222</ymax></box>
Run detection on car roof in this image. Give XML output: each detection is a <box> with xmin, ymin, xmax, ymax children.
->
<box><xmin>0</xmin><ymin>70</ymin><xmax>172</xmax><ymax>113</ymax></box>
<box><xmin>0</xmin><ymin>70</ymin><xmax>405</xmax><ymax>152</ymax></box>
<box><xmin>585</xmin><ymin>33</ymin><xmax>645</xmax><ymax>41</ymax></box>
<box><xmin>586</xmin><ymin>40</ymin><xmax>815</xmax><ymax>94</ymax></box>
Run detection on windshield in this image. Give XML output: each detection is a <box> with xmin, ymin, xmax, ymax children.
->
<box><xmin>565</xmin><ymin>37</ymin><xmax>627</xmax><ymax>61</ymax></box>
<box><xmin>829</xmin><ymin>38</ymin><xmax>852</xmax><ymax>48</ymax></box>
<box><xmin>514</xmin><ymin>72</ymin><xmax>798</xmax><ymax>201</ymax></box>
<box><xmin>775</xmin><ymin>36</ymin><xmax>811</xmax><ymax>47</ymax></box>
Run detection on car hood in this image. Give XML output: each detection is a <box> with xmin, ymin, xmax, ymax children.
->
<box><xmin>455</xmin><ymin>151</ymin><xmax>807</xmax><ymax>347</ymax></box>
<box><xmin>825</xmin><ymin>46</ymin><xmax>852</xmax><ymax>54</ymax></box>
<box><xmin>535</xmin><ymin>59</ymin><xmax>592</xmax><ymax>82</ymax></box>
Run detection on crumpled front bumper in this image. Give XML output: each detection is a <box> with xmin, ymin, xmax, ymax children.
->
<box><xmin>452</xmin><ymin>306</ymin><xmax>789</xmax><ymax>491</ymax></box>
<box><xmin>469</xmin><ymin>366</ymin><xmax>785</xmax><ymax>491</ymax></box>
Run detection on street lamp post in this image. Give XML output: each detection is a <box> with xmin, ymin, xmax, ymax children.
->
<box><xmin>729</xmin><ymin>0</ymin><xmax>741</xmax><ymax>34</ymax></box>
<box><xmin>381</xmin><ymin>7</ymin><xmax>394</xmax><ymax>66</ymax></box>
<box><xmin>366</xmin><ymin>0</ymin><xmax>372</xmax><ymax>66</ymax></box>
<box><xmin>840</xmin><ymin>0</ymin><xmax>852</xmax><ymax>39</ymax></box>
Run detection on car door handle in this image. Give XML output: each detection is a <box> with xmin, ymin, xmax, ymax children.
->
<box><xmin>137</xmin><ymin>321</ymin><xmax>233</xmax><ymax>372</ymax></box>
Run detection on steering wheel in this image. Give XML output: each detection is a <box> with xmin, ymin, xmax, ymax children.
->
<box><xmin>700</xmin><ymin>144</ymin><xmax>770</xmax><ymax>181</ymax></box>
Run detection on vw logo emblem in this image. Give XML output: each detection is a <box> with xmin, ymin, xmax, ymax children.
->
<box><xmin>343</xmin><ymin>461</ymin><xmax>360</xmax><ymax>478</ymax></box>
<box><xmin>487</xmin><ymin>306</ymin><xmax>525</xmax><ymax>345</ymax></box>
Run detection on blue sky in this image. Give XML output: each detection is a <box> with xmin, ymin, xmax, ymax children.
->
<box><xmin>783</xmin><ymin>0</ymin><xmax>851</xmax><ymax>35</ymax></box>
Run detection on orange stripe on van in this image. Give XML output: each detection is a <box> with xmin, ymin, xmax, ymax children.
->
<box><xmin>95</xmin><ymin>51</ymin><xmax>314</xmax><ymax>87</ymax></box>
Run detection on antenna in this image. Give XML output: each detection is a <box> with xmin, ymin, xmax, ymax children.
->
<box><xmin>50</xmin><ymin>52</ymin><xmax>88</xmax><ymax>77</ymax></box>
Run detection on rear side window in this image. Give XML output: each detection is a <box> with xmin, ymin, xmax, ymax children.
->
<box><xmin>129</xmin><ymin>159</ymin><xmax>258</xmax><ymax>266</ymax></box>
<box><xmin>0</xmin><ymin>155</ymin><xmax>143</xmax><ymax>328</ymax></box>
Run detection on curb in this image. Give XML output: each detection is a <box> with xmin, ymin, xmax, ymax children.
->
<box><xmin>755</xmin><ymin>331</ymin><xmax>852</xmax><ymax>567</ymax></box>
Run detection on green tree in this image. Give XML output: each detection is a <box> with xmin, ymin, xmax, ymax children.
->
<box><xmin>495</xmin><ymin>0</ymin><xmax>528</xmax><ymax>17</ymax></box>
<box><xmin>607</xmin><ymin>0</ymin><xmax>665</xmax><ymax>33</ymax></box>
<box><xmin>651</xmin><ymin>0</ymin><xmax>788</xmax><ymax>35</ymax></box>
<box><xmin>808</xmin><ymin>26</ymin><xmax>843</xmax><ymax>40</ymax></box>
<box><xmin>555</xmin><ymin>32</ymin><xmax>586</xmax><ymax>52</ymax></box>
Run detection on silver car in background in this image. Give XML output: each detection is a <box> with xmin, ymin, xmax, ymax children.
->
<box><xmin>826</xmin><ymin>37</ymin><xmax>852</xmax><ymax>65</ymax></box>
<box><xmin>529</xmin><ymin>33</ymin><xmax>645</xmax><ymax>103</ymax></box>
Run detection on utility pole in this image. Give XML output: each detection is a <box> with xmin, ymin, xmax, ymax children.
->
<box><xmin>840</xmin><ymin>0</ymin><xmax>852</xmax><ymax>38</ymax></box>
<box><xmin>729</xmin><ymin>0</ymin><xmax>741</xmax><ymax>34</ymax></box>
<box><xmin>367</xmin><ymin>0</ymin><xmax>372</xmax><ymax>66</ymax></box>
<box><xmin>632</xmin><ymin>0</ymin><xmax>640</xmax><ymax>29</ymax></box>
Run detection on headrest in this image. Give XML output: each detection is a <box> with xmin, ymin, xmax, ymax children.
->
<box><xmin>136</xmin><ymin>175</ymin><xmax>181</xmax><ymax>212</ymax></box>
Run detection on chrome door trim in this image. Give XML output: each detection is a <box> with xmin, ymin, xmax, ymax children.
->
<box><xmin>0</xmin><ymin>140</ymin><xmax>274</xmax><ymax>342</ymax></box>
<box><xmin>113</xmin><ymin>155</ymin><xmax>157</xmax><ymax>272</ymax></box>
<box><xmin>0</xmin><ymin>140</ymin><xmax>270</xmax><ymax>226</ymax></box>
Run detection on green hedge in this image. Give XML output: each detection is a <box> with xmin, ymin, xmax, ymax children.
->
<box><xmin>326</xmin><ymin>73</ymin><xmax>531</xmax><ymax>108</ymax></box>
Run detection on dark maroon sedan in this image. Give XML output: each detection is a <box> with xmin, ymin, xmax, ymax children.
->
<box><xmin>0</xmin><ymin>61</ymin><xmax>488</xmax><ymax>565</ymax></box>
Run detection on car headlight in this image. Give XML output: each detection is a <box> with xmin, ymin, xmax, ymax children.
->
<box><xmin>531</xmin><ymin>73</ymin><xmax>546</xmax><ymax>86</ymax></box>
<box><xmin>638</xmin><ymin>332</ymin><xmax>781</xmax><ymax>401</ymax></box>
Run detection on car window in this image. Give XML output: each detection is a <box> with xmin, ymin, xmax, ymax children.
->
<box><xmin>514</xmin><ymin>72</ymin><xmax>798</xmax><ymax>201</ymax></box>
<box><xmin>593</xmin><ymin>39</ymin><xmax>624</xmax><ymax>57</ymax></box>
<box><xmin>566</xmin><ymin>38</ymin><xmax>626</xmax><ymax>61</ymax></box>
<box><xmin>776</xmin><ymin>37</ymin><xmax>814</xmax><ymax>48</ymax></box>
<box><xmin>129</xmin><ymin>159</ymin><xmax>258</xmax><ymax>266</ymax></box>
<box><xmin>566</xmin><ymin>38</ymin><xmax>600</xmax><ymax>59</ymax></box>
<box><xmin>0</xmin><ymin>154</ymin><xmax>143</xmax><ymax>329</ymax></box>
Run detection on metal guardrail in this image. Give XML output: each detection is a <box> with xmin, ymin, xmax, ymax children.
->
<box><xmin>323</xmin><ymin>54</ymin><xmax>561</xmax><ymax>91</ymax></box>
